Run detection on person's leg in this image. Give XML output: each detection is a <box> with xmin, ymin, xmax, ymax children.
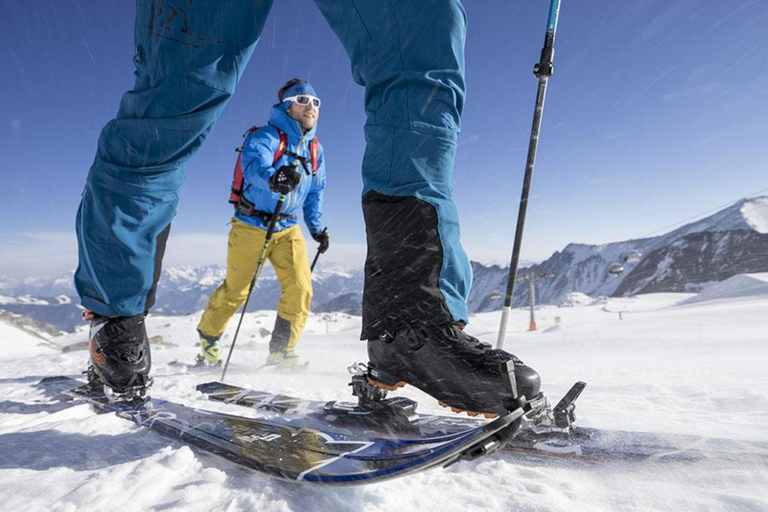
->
<box><xmin>267</xmin><ymin>226</ymin><xmax>312</xmax><ymax>360</ymax></box>
<box><xmin>76</xmin><ymin>0</ymin><xmax>274</xmax><ymax>318</ymax></box>
<box><xmin>197</xmin><ymin>220</ymin><xmax>266</xmax><ymax>341</ymax></box>
<box><xmin>313</xmin><ymin>0</ymin><xmax>471</xmax><ymax>338</ymax></box>
<box><xmin>314</xmin><ymin>0</ymin><xmax>540</xmax><ymax>414</ymax></box>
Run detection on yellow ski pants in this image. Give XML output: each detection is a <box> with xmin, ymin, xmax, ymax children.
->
<box><xmin>197</xmin><ymin>219</ymin><xmax>312</xmax><ymax>353</ymax></box>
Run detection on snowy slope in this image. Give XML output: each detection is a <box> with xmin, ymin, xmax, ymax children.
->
<box><xmin>0</xmin><ymin>316</ymin><xmax>58</xmax><ymax>358</ymax></box>
<box><xmin>1</xmin><ymin>283</ymin><xmax>768</xmax><ymax>511</ymax></box>
<box><xmin>681</xmin><ymin>272</ymin><xmax>768</xmax><ymax>304</ymax></box>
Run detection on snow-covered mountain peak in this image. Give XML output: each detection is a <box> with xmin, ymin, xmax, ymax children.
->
<box><xmin>163</xmin><ymin>265</ymin><xmax>228</xmax><ymax>286</ymax></box>
<box><xmin>669</xmin><ymin>196</ymin><xmax>768</xmax><ymax>239</ymax></box>
<box><xmin>741</xmin><ymin>196</ymin><xmax>768</xmax><ymax>234</ymax></box>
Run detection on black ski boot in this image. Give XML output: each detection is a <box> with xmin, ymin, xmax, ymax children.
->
<box><xmin>87</xmin><ymin>312</ymin><xmax>152</xmax><ymax>400</ymax></box>
<box><xmin>367</xmin><ymin>324</ymin><xmax>541</xmax><ymax>416</ymax></box>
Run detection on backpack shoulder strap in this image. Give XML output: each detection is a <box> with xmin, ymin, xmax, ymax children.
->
<box><xmin>229</xmin><ymin>129</ymin><xmax>255</xmax><ymax>207</ymax></box>
<box><xmin>230</xmin><ymin>125</ymin><xmax>292</xmax><ymax>209</ymax></box>
<box><xmin>309</xmin><ymin>136</ymin><xmax>320</xmax><ymax>174</ymax></box>
<box><xmin>240</xmin><ymin>126</ymin><xmax>261</xmax><ymax>148</ymax></box>
<box><xmin>271</xmin><ymin>126</ymin><xmax>288</xmax><ymax>166</ymax></box>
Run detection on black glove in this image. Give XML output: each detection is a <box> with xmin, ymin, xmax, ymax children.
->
<box><xmin>312</xmin><ymin>230</ymin><xmax>330</xmax><ymax>254</ymax></box>
<box><xmin>269</xmin><ymin>164</ymin><xmax>301</xmax><ymax>194</ymax></box>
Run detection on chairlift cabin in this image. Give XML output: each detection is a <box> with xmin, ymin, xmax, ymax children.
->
<box><xmin>608</xmin><ymin>263</ymin><xmax>624</xmax><ymax>275</ymax></box>
<box><xmin>623</xmin><ymin>250</ymin><xmax>642</xmax><ymax>263</ymax></box>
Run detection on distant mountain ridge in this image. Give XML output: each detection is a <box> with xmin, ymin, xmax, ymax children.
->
<box><xmin>0</xmin><ymin>262</ymin><xmax>365</xmax><ymax>332</ymax></box>
<box><xmin>480</xmin><ymin>196</ymin><xmax>768</xmax><ymax>308</ymax></box>
<box><xmin>3</xmin><ymin>197</ymin><xmax>767</xmax><ymax>331</ymax></box>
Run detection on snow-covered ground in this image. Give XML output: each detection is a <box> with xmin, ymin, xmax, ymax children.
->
<box><xmin>1</xmin><ymin>287</ymin><xmax>767</xmax><ymax>511</ymax></box>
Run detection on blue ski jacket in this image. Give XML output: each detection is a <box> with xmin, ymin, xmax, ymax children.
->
<box><xmin>236</xmin><ymin>103</ymin><xmax>326</xmax><ymax>234</ymax></box>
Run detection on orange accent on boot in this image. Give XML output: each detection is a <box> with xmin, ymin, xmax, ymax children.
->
<box><xmin>387</xmin><ymin>383</ymin><xmax>502</xmax><ymax>418</ymax></box>
<box><xmin>83</xmin><ymin>309</ymin><xmax>121</xmax><ymax>321</ymax></box>
<box><xmin>367</xmin><ymin>378</ymin><xmax>406</xmax><ymax>391</ymax></box>
<box><xmin>437</xmin><ymin>400</ymin><xmax>499</xmax><ymax>418</ymax></box>
<box><xmin>89</xmin><ymin>340</ymin><xmax>106</xmax><ymax>367</ymax></box>
<box><xmin>456</xmin><ymin>322</ymin><xmax>466</xmax><ymax>330</ymax></box>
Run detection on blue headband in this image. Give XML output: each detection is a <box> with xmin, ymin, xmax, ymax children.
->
<box><xmin>283</xmin><ymin>82</ymin><xmax>318</xmax><ymax>100</ymax></box>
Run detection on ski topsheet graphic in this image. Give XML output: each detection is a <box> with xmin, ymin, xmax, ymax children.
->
<box><xmin>38</xmin><ymin>376</ymin><xmax>523</xmax><ymax>485</ymax></box>
<box><xmin>196</xmin><ymin>380</ymin><xmax>768</xmax><ymax>464</ymax></box>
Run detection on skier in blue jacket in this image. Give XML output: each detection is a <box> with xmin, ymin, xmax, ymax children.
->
<box><xmin>77</xmin><ymin>0</ymin><xmax>540</xmax><ymax>415</ymax></box>
<box><xmin>196</xmin><ymin>79</ymin><xmax>328</xmax><ymax>369</ymax></box>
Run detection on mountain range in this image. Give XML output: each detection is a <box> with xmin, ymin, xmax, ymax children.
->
<box><xmin>2</xmin><ymin>197</ymin><xmax>767</xmax><ymax>332</ymax></box>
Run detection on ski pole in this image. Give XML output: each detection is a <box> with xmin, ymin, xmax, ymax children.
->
<box><xmin>309</xmin><ymin>227</ymin><xmax>327</xmax><ymax>273</ymax></box>
<box><xmin>497</xmin><ymin>0</ymin><xmax>563</xmax><ymax>349</ymax></box>
<box><xmin>221</xmin><ymin>195</ymin><xmax>286</xmax><ymax>382</ymax></box>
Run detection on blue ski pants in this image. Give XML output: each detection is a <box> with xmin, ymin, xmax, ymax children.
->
<box><xmin>75</xmin><ymin>0</ymin><xmax>472</xmax><ymax>336</ymax></box>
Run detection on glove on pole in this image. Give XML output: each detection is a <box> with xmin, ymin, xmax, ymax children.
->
<box><xmin>310</xmin><ymin>227</ymin><xmax>329</xmax><ymax>272</ymax></box>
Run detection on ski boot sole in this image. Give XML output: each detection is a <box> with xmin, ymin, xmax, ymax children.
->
<box><xmin>367</xmin><ymin>377</ymin><xmax>406</xmax><ymax>391</ymax></box>
<box><xmin>367</xmin><ymin>377</ymin><xmax>499</xmax><ymax>419</ymax></box>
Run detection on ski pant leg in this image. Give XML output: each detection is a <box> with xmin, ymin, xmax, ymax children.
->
<box><xmin>197</xmin><ymin>219</ymin><xmax>265</xmax><ymax>339</ymax></box>
<box><xmin>267</xmin><ymin>226</ymin><xmax>312</xmax><ymax>353</ymax></box>
<box><xmin>75</xmin><ymin>0</ymin><xmax>274</xmax><ymax>317</ymax></box>
<box><xmin>313</xmin><ymin>0</ymin><xmax>472</xmax><ymax>338</ymax></box>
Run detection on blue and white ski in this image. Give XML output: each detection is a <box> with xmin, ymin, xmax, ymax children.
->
<box><xmin>196</xmin><ymin>380</ymin><xmax>768</xmax><ymax>464</ymax></box>
<box><xmin>38</xmin><ymin>376</ymin><xmax>523</xmax><ymax>485</ymax></box>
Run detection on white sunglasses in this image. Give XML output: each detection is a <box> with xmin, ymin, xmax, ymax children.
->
<box><xmin>283</xmin><ymin>94</ymin><xmax>321</xmax><ymax>108</ymax></box>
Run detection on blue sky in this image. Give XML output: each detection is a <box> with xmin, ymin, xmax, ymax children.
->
<box><xmin>1</xmin><ymin>0</ymin><xmax>767</xmax><ymax>276</ymax></box>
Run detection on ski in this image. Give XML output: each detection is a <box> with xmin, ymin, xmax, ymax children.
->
<box><xmin>196</xmin><ymin>379</ymin><xmax>768</xmax><ymax>464</ymax></box>
<box><xmin>38</xmin><ymin>376</ymin><xmax>523</xmax><ymax>485</ymax></box>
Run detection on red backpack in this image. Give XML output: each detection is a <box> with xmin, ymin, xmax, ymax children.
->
<box><xmin>229</xmin><ymin>125</ymin><xmax>320</xmax><ymax>210</ymax></box>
